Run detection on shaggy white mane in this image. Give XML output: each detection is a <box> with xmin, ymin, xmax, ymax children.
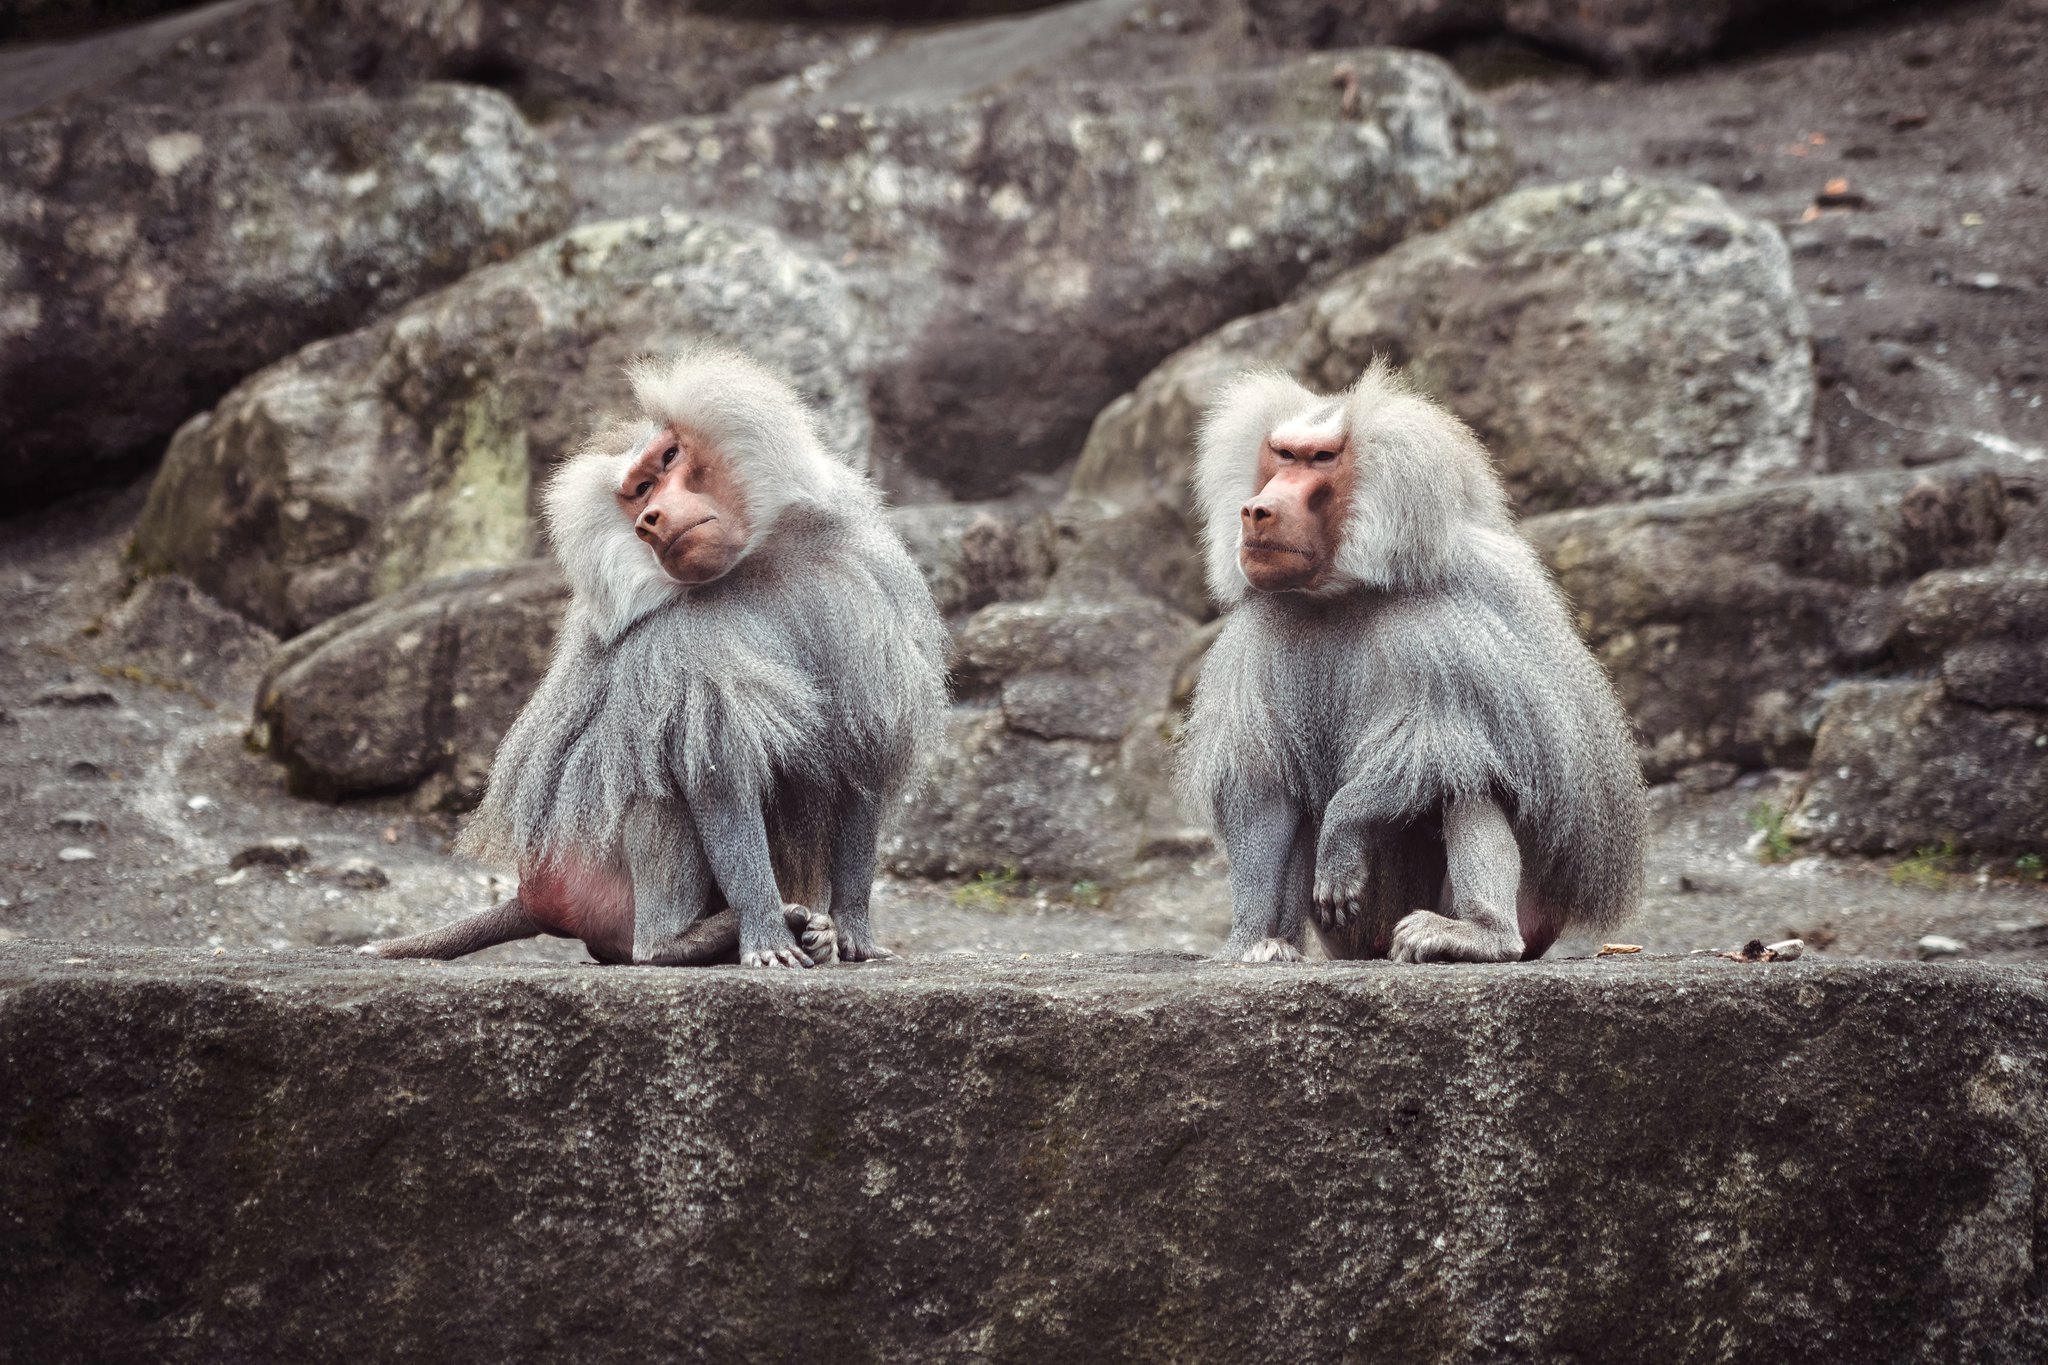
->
<box><xmin>1192</xmin><ymin>360</ymin><xmax>1514</xmax><ymax>608</ymax></box>
<box><xmin>541</xmin><ymin>344</ymin><xmax>867</xmax><ymax>641</ymax></box>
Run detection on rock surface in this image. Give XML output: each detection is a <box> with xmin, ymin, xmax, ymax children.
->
<box><xmin>1078</xmin><ymin>176</ymin><xmax>1814</xmax><ymax>519</ymax></box>
<box><xmin>618</xmin><ymin>47</ymin><xmax>1513</xmax><ymax>496</ymax></box>
<box><xmin>0</xmin><ymin>84</ymin><xmax>569</xmax><ymax>505</ymax></box>
<box><xmin>1527</xmin><ymin>465</ymin><xmax>2011</xmax><ymax>778</ymax></box>
<box><xmin>131</xmin><ymin>213</ymin><xmax>864</xmax><ymax>636</ymax></box>
<box><xmin>1898</xmin><ymin>566</ymin><xmax>2048</xmax><ymax>709</ymax></box>
<box><xmin>888</xmin><ymin>497</ymin><xmax>1059</xmax><ymax>625</ymax></box>
<box><xmin>1792</xmin><ymin>680</ymin><xmax>2048</xmax><ymax>856</ymax></box>
<box><xmin>255</xmin><ymin>562</ymin><xmax>565</xmax><ymax>805</ymax></box>
<box><xmin>1243</xmin><ymin>0</ymin><xmax>1902</xmax><ymax>73</ymax></box>
<box><xmin>5</xmin><ymin>943</ymin><xmax>2048</xmax><ymax>1363</ymax></box>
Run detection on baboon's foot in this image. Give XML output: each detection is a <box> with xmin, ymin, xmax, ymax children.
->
<box><xmin>791</xmin><ymin>906</ymin><xmax>839</xmax><ymax>965</ymax></box>
<box><xmin>836</xmin><ymin>934</ymin><xmax>899</xmax><ymax>963</ymax></box>
<box><xmin>1389</xmin><ymin>909</ymin><xmax>1522</xmax><ymax>964</ymax></box>
<box><xmin>1239</xmin><ymin>937</ymin><xmax>1306</xmax><ymax>964</ymax></box>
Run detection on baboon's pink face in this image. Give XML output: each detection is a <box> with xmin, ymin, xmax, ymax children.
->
<box><xmin>1237</xmin><ymin>423</ymin><xmax>1354</xmax><ymax>593</ymax></box>
<box><xmin>618</xmin><ymin>425</ymin><xmax>752</xmax><ymax>586</ymax></box>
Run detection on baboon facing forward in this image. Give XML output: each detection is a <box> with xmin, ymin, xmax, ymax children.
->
<box><xmin>1181</xmin><ymin>362</ymin><xmax>1646</xmax><ymax>964</ymax></box>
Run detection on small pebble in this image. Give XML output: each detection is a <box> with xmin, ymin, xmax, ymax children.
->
<box><xmin>1917</xmin><ymin>934</ymin><xmax>1967</xmax><ymax>959</ymax></box>
<box><xmin>186</xmin><ymin>795</ymin><xmax>214</xmax><ymax>812</ymax></box>
<box><xmin>319</xmin><ymin>857</ymin><xmax>390</xmax><ymax>891</ymax></box>
<box><xmin>57</xmin><ymin>847</ymin><xmax>97</xmax><ymax>863</ymax></box>
<box><xmin>34</xmin><ymin>686</ymin><xmax>117</xmax><ymax>709</ymax></box>
<box><xmin>230</xmin><ymin>838</ymin><xmax>311</xmax><ymax>871</ymax></box>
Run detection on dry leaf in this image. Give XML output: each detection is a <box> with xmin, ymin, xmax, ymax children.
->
<box><xmin>1824</xmin><ymin>176</ymin><xmax>1850</xmax><ymax>195</ymax></box>
<box><xmin>1801</xmin><ymin>204</ymin><xmax>1822</xmax><ymax>222</ymax></box>
<box><xmin>1597</xmin><ymin>943</ymin><xmax>1643</xmax><ymax>956</ymax></box>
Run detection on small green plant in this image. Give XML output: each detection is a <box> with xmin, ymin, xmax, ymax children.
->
<box><xmin>2015</xmin><ymin>853</ymin><xmax>2045</xmax><ymax>884</ymax></box>
<box><xmin>1747</xmin><ymin>801</ymin><xmax>1795</xmax><ymax>865</ymax></box>
<box><xmin>1890</xmin><ymin>840</ymin><xmax>1959</xmax><ymax>889</ymax></box>
<box><xmin>953</xmin><ymin>865</ymin><xmax>1024</xmax><ymax>912</ymax></box>
<box><xmin>1069</xmin><ymin>880</ymin><xmax>1106</xmax><ymax>909</ymax></box>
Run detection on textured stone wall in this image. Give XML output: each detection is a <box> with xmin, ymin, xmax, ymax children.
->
<box><xmin>4</xmin><ymin>944</ymin><xmax>2046</xmax><ymax>1363</ymax></box>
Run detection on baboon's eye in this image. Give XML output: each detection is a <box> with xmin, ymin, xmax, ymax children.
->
<box><xmin>634</xmin><ymin>480</ymin><xmax>653</xmax><ymax>499</ymax></box>
<box><xmin>1313</xmin><ymin>450</ymin><xmax>1339</xmax><ymax>463</ymax></box>
<box><xmin>661</xmin><ymin>445</ymin><xmax>677</xmax><ymax>467</ymax></box>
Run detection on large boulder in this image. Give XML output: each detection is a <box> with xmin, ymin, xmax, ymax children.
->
<box><xmin>617</xmin><ymin>47</ymin><xmax>1514</xmax><ymax>497</ymax></box>
<box><xmin>6</xmin><ymin>944</ymin><xmax>2048</xmax><ymax>1363</ymax></box>
<box><xmin>0</xmin><ymin>0</ymin><xmax>194</xmax><ymax>42</ymax></box>
<box><xmin>1524</xmin><ymin>466</ymin><xmax>2010</xmax><ymax>779</ymax></box>
<box><xmin>1787</xmin><ymin>563</ymin><xmax>2048</xmax><ymax>855</ymax></box>
<box><xmin>253</xmin><ymin>563</ymin><xmax>566</xmax><ymax>806</ymax></box>
<box><xmin>884</xmin><ymin>588</ymin><xmax>1207</xmax><ymax>881</ymax></box>
<box><xmin>1243</xmin><ymin>0</ymin><xmax>1902</xmax><ymax>73</ymax></box>
<box><xmin>1790</xmin><ymin>681</ymin><xmax>2048</xmax><ymax>856</ymax></box>
<box><xmin>131</xmin><ymin>214</ymin><xmax>866</xmax><ymax>636</ymax></box>
<box><xmin>1076</xmin><ymin>176</ymin><xmax>1814</xmax><ymax>521</ymax></box>
<box><xmin>5</xmin><ymin>0</ymin><xmax>887</xmax><ymax>124</ymax></box>
<box><xmin>0</xmin><ymin>85</ymin><xmax>569</xmax><ymax>506</ymax></box>
<box><xmin>1897</xmin><ymin>567</ymin><xmax>2048</xmax><ymax>710</ymax></box>
<box><xmin>887</xmin><ymin>498</ymin><xmax>1058</xmax><ymax>626</ymax></box>
<box><xmin>880</xmin><ymin>705</ymin><xmax>1191</xmax><ymax>882</ymax></box>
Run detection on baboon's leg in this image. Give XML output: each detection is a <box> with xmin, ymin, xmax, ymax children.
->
<box><xmin>1390</xmin><ymin>797</ymin><xmax>1524</xmax><ymax>964</ymax></box>
<box><xmin>1216</xmin><ymin>778</ymin><xmax>1310</xmax><ymax>964</ymax></box>
<box><xmin>696</xmin><ymin>786</ymin><xmax>813</xmax><ymax>968</ymax></box>
<box><xmin>827</xmin><ymin>785</ymin><xmax>892</xmax><ymax>962</ymax></box>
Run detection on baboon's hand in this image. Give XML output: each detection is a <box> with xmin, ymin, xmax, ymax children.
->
<box><xmin>740</xmin><ymin>943</ymin><xmax>815</xmax><ymax>969</ymax></box>
<box><xmin>1389</xmin><ymin>909</ymin><xmax>1522</xmax><ymax>964</ymax></box>
<box><xmin>1312</xmin><ymin>825</ymin><xmax>1368</xmax><ymax>930</ymax></box>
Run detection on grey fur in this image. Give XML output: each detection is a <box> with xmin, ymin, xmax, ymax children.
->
<box><xmin>372</xmin><ymin>345</ymin><xmax>948</xmax><ymax>968</ymax></box>
<box><xmin>1181</xmin><ymin>361</ymin><xmax>1646</xmax><ymax>963</ymax></box>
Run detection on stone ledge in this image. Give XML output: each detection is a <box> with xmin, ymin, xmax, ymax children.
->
<box><xmin>4</xmin><ymin>943</ymin><xmax>2045</xmax><ymax>1362</ymax></box>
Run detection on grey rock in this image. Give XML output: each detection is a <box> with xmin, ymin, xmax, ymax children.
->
<box><xmin>133</xmin><ymin>214</ymin><xmax>864</xmax><ymax>636</ymax></box>
<box><xmin>0</xmin><ymin>85</ymin><xmax>570</xmax><ymax>506</ymax></box>
<box><xmin>254</xmin><ymin>562</ymin><xmax>566</xmax><ymax>805</ymax></box>
<box><xmin>1900</xmin><ymin>568</ymin><xmax>2048</xmax><ymax>708</ymax></box>
<box><xmin>1243</xmin><ymin>0</ymin><xmax>1905</xmax><ymax>73</ymax></box>
<box><xmin>955</xmin><ymin>598</ymin><xmax>1199</xmax><ymax>743</ymax></box>
<box><xmin>1078</xmin><ymin>176</ymin><xmax>1814</xmax><ymax>520</ymax></box>
<box><xmin>619</xmin><ymin>47</ymin><xmax>1513</xmax><ymax>496</ymax></box>
<box><xmin>881</xmin><ymin>707</ymin><xmax>1188</xmax><ymax>881</ymax></box>
<box><xmin>1791</xmin><ymin>681</ymin><xmax>2048</xmax><ymax>856</ymax></box>
<box><xmin>5</xmin><ymin>944</ymin><xmax>2048</xmax><ymax>1362</ymax></box>
<box><xmin>0</xmin><ymin>0</ymin><xmax>190</xmax><ymax>42</ymax></box>
<box><xmin>2</xmin><ymin>0</ymin><xmax>881</xmax><ymax>125</ymax></box>
<box><xmin>1526</xmin><ymin>467</ymin><xmax>2010</xmax><ymax>779</ymax></box>
<box><xmin>91</xmin><ymin>575</ymin><xmax>279</xmax><ymax>708</ymax></box>
<box><xmin>887</xmin><ymin>498</ymin><xmax>1058</xmax><ymax>624</ymax></box>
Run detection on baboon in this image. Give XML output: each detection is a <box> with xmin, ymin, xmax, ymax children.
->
<box><xmin>366</xmin><ymin>346</ymin><xmax>948</xmax><ymax>967</ymax></box>
<box><xmin>1180</xmin><ymin>362</ymin><xmax>1645</xmax><ymax>964</ymax></box>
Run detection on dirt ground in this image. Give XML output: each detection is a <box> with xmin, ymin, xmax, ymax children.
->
<box><xmin>2</xmin><ymin>0</ymin><xmax>2044</xmax><ymax>967</ymax></box>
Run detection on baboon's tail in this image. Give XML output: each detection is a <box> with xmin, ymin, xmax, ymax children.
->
<box><xmin>361</xmin><ymin>897</ymin><xmax>540</xmax><ymax>961</ymax></box>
